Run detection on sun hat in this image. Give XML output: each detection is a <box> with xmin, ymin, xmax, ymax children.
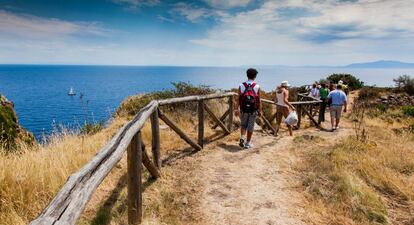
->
<box><xmin>338</xmin><ymin>80</ymin><xmax>343</xmax><ymax>85</ymax></box>
<box><xmin>281</xmin><ymin>81</ymin><xmax>290</xmax><ymax>87</ymax></box>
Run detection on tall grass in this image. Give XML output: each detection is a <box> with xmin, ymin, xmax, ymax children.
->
<box><xmin>299</xmin><ymin>93</ymin><xmax>414</xmax><ymax>225</ymax></box>
<box><xmin>0</xmin><ymin>83</ymin><xmax>227</xmax><ymax>225</ymax></box>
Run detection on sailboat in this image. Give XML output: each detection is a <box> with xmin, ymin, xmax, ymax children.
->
<box><xmin>68</xmin><ymin>87</ymin><xmax>76</xmax><ymax>96</ymax></box>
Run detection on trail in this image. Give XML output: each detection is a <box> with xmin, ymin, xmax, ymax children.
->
<box><xmin>197</xmin><ymin>120</ymin><xmax>353</xmax><ymax>225</ymax></box>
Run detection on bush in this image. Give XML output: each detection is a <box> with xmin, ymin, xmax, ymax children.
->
<box><xmin>116</xmin><ymin>82</ymin><xmax>214</xmax><ymax>117</ymax></box>
<box><xmin>81</xmin><ymin>121</ymin><xmax>105</xmax><ymax>135</ymax></box>
<box><xmin>393</xmin><ymin>75</ymin><xmax>414</xmax><ymax>95</ymax></box>
<box><xmin>402</xmin><ymin>106</ymin><xmax>414</xmax><ymax>117</ymax></box>
<box><xmin>358</xmin><ymin>87</ymin><xmax>381</xmax><ymax>101</ymax></box>
<box><xmin>327</xmin><ymin>74</ymin><xmax>363</xmax><ymax>90</ymax></box>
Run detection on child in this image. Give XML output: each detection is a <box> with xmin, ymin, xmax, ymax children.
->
<box><xmin>235</xmin><ymin>68</ymin><xmax>262</xmax><ymax>149</ymax></box>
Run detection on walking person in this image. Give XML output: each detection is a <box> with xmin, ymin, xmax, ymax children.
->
<box><xmin>328</xmin><ymin>84</ymin><xmax>348</xmax><ymax>131</ymax></box>
<box><xmin>235</xmin><ymin>68</ymin><xmax>262</xmax><ymax>149</ymax></box>
<box><xmin>274</xmin><ymin>81</ymin><xmax>295</xmax><ymax>136</ymax></box>
<box><xmin>309</xmin><ymin>83</ymin><xmax>320</xmax><ymax>99</ymax></box>
<box><xmin>318</xmin><ymin>83</ymin><xmax>329</xmax><ymax>124</ymax></box>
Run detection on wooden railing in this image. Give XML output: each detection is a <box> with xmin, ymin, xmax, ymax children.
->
<box><xmin>30</xmin><ymin>92</ymin><xmax>236</xmax><ymax>225</ymax></box>
<box><xmin>260</xmin><ymin>93</ymin><xmax>322</xmax><ymax>133</ymax></box>
<box><xmin>30</xmin><ymin>91</ymin><xmax>322</xmax><ymax>225</ymax></box>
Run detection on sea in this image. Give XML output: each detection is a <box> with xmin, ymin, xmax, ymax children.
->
<box><xmin>1</xmin><ymin>65</ymin><xmax>412</xmax><ymax>139</ymax></box>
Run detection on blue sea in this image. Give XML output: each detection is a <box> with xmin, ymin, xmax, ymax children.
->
<box><xmin>0</xmin><ymin>65</ymin><xmax>412</xmax><ymax>139</ymax></box>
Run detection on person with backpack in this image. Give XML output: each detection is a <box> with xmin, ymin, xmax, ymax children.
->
<box><xmin>235</xmin><ymin>68</ymin><xmax>262</xmax><ymax>149</ymax></box>
<box><xmin>274</xmin><ymin>81</ymin><xmax>295</xmax><ymax>136</ymax></box>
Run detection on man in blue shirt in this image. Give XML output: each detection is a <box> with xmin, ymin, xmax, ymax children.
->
<box><xmin>327</xmin><ymin>84</ymin><xmax>348</xmax><ymax>131</ymax></box>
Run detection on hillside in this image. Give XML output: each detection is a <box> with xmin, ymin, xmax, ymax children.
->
<box><xmin>345</xmin><ymin>60</ymin><xmax>414</xmax><ymax>68</ymax></box>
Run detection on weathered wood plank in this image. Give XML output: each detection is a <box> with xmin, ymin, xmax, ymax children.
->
<box><xmin>296</xmin><ymin>104</ymin><xmax>302</xmax><ymax>129</ymax></box>
<box><xmin>204</xmin><ymin>103</ymin><xmax>230</xmax><ymax>134</ymax></box>
<box><xmin>30</xmin><ymin>101</ymin><xmax>158</xmax><ymax>225</ymax></box>
<box><xmin>127</xmin><ymin>132</ymin><xmax>142</xmax><ymax>225</ymax></box>
<box><xmin>211</xmin><ymin>109</ymin><xmax>229</xmax><ymax>129</ymax></box>
<box><xmin>198</xmin><ymin>100</ymin><xmax>204</xmax><ymax>148</ymax></box>
<box><xmin>228</xmin><ymin>96</ymin><xmax>234</xmax><ymax>132</ymax></box>
<box><xmin>261</xmin><ymin>98</ymin><xmax>321</xmax><ymax>105</ymax></box>
<box><xmin>142</xmin><ymin>142</ymin><xmax>161</xmax><ymax>179</ymax></box>
<box><xmin>304</xmin><ymin>107</ymin><xmax>319</xmax><ymax>127</ymax></box>
<box><xmin>260</xmin><ymin>114</ymin><xmax>277</xmax><ymax>135</ymax></box>
<box><xmin>150</xmin><ymin>110</ymin><xmax>161</xmax><ymax>169</ymax></box>
<box><xmin>158</xmin><ymin>92</ymin><xmax>236</xmax><ymax>106</ymax></box>
<box><xmin>158</xmin><ymin>110</ymin><xmax>202</xmax><ymax>151</ymax></box>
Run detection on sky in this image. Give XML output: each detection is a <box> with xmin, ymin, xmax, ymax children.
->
<box><xmin>0</xmin><ymin>0</ymin><xmax>414</xmax><ymax>66</ymax></box>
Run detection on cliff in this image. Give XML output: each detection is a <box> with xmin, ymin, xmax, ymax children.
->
<box><xmin>0</xmin><ymin>94</ymin><xmax>35</xmax><ymax>151</ymax></box>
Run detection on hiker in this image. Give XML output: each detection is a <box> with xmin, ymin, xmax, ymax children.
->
<box><xmin>338</xmin><ymin>80</ymin><xmax>350</xmax><ymax>96</ymax></box>
<box><xmin>235</xmin><ymin>68</ymin><xmax>262</xmax><ymax>149</ymax></box>
<box><xmin>274</xmin><ymin>81</ymin><xmax>295</xmax><ymax>136</ymax></box>
<box><xmin>309</xmin><ymin>83</ymin><xmax>320</xmax><ymax>99</ymax></box>
<box><xmin>327</xmin><ymin>84</ymin><xmax>347</xmax><ymax>131</ymax></box>
<box><xmin>328</xmin><ymin>83</ymin><xmax>335</xmax><ymax>92</ymax></box>
<box><xmin>318</xmin><ymin>83</ymin><xmax>329</xmax><ymax>124</ymax></box>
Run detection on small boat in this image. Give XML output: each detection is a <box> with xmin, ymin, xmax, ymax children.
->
<box><xmin>68</xmin><ymin>87</ymin><xmax>76</xmax><ymax>96</ymax></box>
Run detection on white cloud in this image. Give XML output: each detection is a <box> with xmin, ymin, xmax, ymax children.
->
<box><xmin>203</xmin><ymin>0</ymin><xmax>253</xmax><ymax>9</ymax></box>
<box><xmin>189</xmin><ymin>0</ymin><xmax>414</xmax><ymax>65</ymax></box>
<box><xmin>0</xmin><ymin>10</ymin><xmax>110</xmax><ymax>39</ymax></box>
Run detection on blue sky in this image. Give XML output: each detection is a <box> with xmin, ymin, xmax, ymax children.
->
<box><xmin>0</xmin><ymin>0</ymin><xmax>413</xmax><ymax>66</ymax></box>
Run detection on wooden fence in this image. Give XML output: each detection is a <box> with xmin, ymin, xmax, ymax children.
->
<box><xmin>260</xmin><ymin>93</ymin><xmax>322</xmax><ymax>133</ymax></box>
<box><xmin>30</xmin><ymin>91</ymin><xmax>320</xmax><ymax>225</ymax></box>
<box><xmin>30</xmin><ymin>92</ymin><xmax>235</xmax><ymax>225</ymax></box>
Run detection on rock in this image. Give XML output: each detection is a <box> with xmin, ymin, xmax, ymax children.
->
<box><xmin>0</xmin><ymin>94</ymin><xmax>35</xmax><ymax>151</ymax></box>
<box><xmin>380</xmin><ymin>96</ymin><xmax>388</xmax><ymax>100</ymax></box>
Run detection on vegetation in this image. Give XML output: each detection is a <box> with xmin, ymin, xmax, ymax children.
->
<box><xmin>116</xmin><ymin>82</ymin><xmax>214</xmax><ymax>117</ymax></box>
<box><xmin>326</xmin><ymin>73</ymin><xmax>364</xmax><ymax>90</ymax></box>
<box><xmin>393</xmin><ymin>75</ymin><xmax>414</xmax><ymax>95</ymax></box>
<box><xmin>298</xmin><ymin>90</ymin><xmax>414</xmax><ymax>225</ymax></box>
<box><xmin>402</xmin><ymin>105</ymin><xmax>414</xmax><ymax>117</ymax></box>
<box><xmin>0</xmin><ymin>95</ymin><xmax>35</xmax><ymax>152</ymax></box>
<box><xmin>0</xmin><ymin>82</ymin><xmax>225</xmax><ymax>225</ymax></box>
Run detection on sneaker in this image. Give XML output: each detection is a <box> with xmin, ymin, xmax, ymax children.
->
<box><xmin>239</xmin><ymin>138</ymin><xmax>245</xmax><ymax>148</ymax></box>
<box><xmin>244</xmin><ymin>142</ymin><xmax>254</xmax><ymax>149</ymax></box>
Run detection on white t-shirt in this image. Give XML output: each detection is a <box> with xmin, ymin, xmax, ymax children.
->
<box><xmin>239</xmin><ymin>80</ymin><xmax>260</xmax><ymax>93</ymax></box>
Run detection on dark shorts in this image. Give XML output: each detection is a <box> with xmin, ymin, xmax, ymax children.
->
<box><xmin>240</xmin><ymin>112</ymin><xmax>257</xmax><ymax>132</ymax></box>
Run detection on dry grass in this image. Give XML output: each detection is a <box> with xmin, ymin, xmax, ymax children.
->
<box><xmin>298</xmin><ymin>109</ymin><xmax>414</xmax><ymax>225</ymax></box>
<box><xmin>0</xmin><ymin>117</ymin><xmax>128</xmax><ymax>225</ymax></box>
<box><xmin>0</xmin><ymin>93</ymin><xmax>229</xmax><ymax>225</ymax></box>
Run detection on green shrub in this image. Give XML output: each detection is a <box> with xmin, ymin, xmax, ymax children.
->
<box><xmin>81</xmin><ymin>121</ymin><xmax>105</xmax><ymax>135</ymax></box>
<box><xmin>327</xmin><ymin>74</ymin><xmax>363</xmax><ymax>90</ymax></box>
<box><xmin>376</xmin><ymin>104</ymin><xmax>387</xmax><ymax>113</ymax></box>
<box><xmin>116</xmin><ymin>82</ymin><xmax>214</xmax><ymax>117</ymax></box>
<box><xmin>402</xmin><ymin>106</ymin><xmax>414</xmax><ymax>117</ymax></box>
<box><xmin>393</xmin><ymin>75</ymin><xmax>414</xmax><ymax>95</ymax></box>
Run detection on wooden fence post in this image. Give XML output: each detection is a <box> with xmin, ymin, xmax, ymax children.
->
<box><xmin>127</xmin><ymin>132</ymin><xmax>142</xmax><ymax>225</ymax></box>
<box><xmin>296</xmin><ymin>104</ymin><xmax>302</xmax><ymax>129</ymax></box>
<box><xmin>198</xmin><ymin>100</ymin><xmax>204</xmax><ymax>148</ymax></box>
<box><xmin>228</xmin><ymin>96</ymin><xmax>234</xmax><ymax>132</ymax></box>
<box><xmin>150</xmin><ymin>110</ymin><xmax>161</xmax><ymax>169</ymax></box>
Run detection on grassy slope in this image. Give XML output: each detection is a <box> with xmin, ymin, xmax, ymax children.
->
<box><xmin>0</xmin><ymin>83</ymin><xmax>226</xmax><ymax>225</ymax></box>
<box><xmin>297</xmin><ymin>92</ymin><xmax>414</xmax><ymax>225</ymax></box>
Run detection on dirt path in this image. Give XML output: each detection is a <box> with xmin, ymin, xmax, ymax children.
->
<box><xmin>198</xmin><ymin>119</ymin><xmax>353</xmax><ymax>225</ymax></box>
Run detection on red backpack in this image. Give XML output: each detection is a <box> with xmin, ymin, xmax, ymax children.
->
<box><xmin>240</xmin><ymin>82</ymin><xmax>259</xmax><ymax>113</ymax></box>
